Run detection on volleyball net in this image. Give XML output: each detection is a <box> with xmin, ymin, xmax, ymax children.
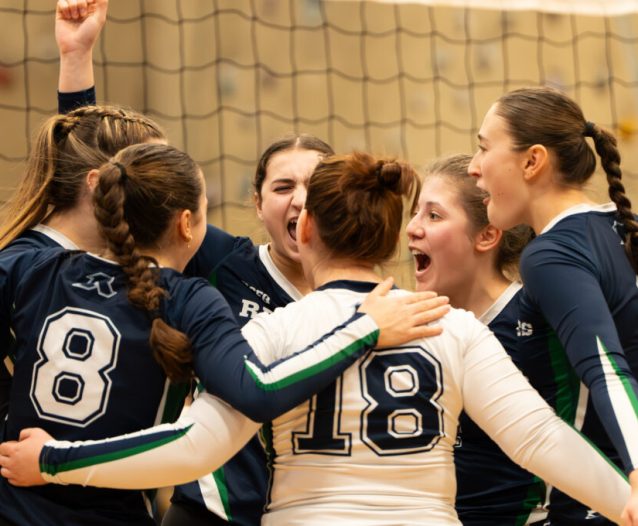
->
<box><xmin>1</xmin><ymin>0</ymin><xmax>638</xmax><ymax>283</ymax></box>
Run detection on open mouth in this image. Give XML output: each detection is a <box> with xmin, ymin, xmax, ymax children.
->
<box><xmin>288</xmin><ymin>218</ymin><xmax>298</xmax><ymax>241</ymax></box>
<box><xmin>412</xmin><ymin>250</ymin><xmax>431</xmax><ymax>272</ymax></box>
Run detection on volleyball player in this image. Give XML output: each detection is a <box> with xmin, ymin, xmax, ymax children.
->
<box><xmin>468</xmin><ymin>86</ymin><xmax>638</xmax><ymax>525</ymax></box>
<box><xmin>3</xmin><ymin>151</ymin><xmax>633</xmax><ymax>526</ymax></box>
<box><xmin>407</xmin><ymin>154</ymin><xmax>551</xmax><ymax>525</ymax></box>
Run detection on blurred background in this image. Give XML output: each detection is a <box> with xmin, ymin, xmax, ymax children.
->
<box><xmin>1</xmin><ymin>0</ymin><xmax>638</xmax><ymax>287</ymax></box>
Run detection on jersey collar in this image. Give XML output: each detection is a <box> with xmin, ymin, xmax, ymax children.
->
<box><xmin>541</xmin><ymin>202</ymin><xmax>616</xmax><ymax>234</ymax></box>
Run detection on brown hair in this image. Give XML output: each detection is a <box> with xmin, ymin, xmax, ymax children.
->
<box><xmin>0</xmin><ymin>105</ymin><xmax>165</xmax><ymax>249</ymax></box>
<box><xmin>425</xmin><ymin>154</ymin><xmax>533</xmax><ymax>278</ymax></box>
<box><xmin>253</xmin><ymin>134</ymin><xmax>334</xmax><ymax>201</ymax></box>
<box><xmin>305</xmin><ymin>151</ymin><xmax>420</xmax><ymax>265</ymax></box>
<box><xmin>496</xmin><ymin>86</ymin><xmax>638</xmax><ymax>272</ymax></box>
<box><xmin>93</xmin><ymin>143</ymin><xmax>201</xmax><ymax>382</ymax></box>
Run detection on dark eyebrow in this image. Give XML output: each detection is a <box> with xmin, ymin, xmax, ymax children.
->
<box><xmin>270</xmin><ymin>177</ymin><xmax>295</xmax><ymax>185</ymax></box>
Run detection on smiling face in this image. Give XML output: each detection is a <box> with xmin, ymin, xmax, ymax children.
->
<box><xmin>256</xmin><ymin>148</ymin><xmax>323</xmax><ymax>265</ymax></box>
<box><xmin>468</xmin><ymin>103</ymin><xmax>531</xmax><ymax>231</ymax></box>
<box><xmin>406</xmin><ymin>176</ymin><xmax>480</xmax><ymax>297</ymax></box>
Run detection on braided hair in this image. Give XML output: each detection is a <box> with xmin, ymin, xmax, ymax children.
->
<box><xmin>0</xmin><ymin>105</ymin><xmax>165</xmax><ymax>249</ymax></box>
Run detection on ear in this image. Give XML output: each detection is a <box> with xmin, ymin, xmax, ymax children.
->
<box><xmin>176</xmin><ymin>209</ymin><xmax>193</xmax><ymax>244</ymax></box>
<box><xmin>474</xmin><ymin>224</ymin><xmax>503</xmax><ymax>254</ymax></box>
<box><xmin>522</xmin><ymin>144</ymin><xmax>549</xmax><ymax>181</ymax></box>
<box><xmin>297</xmin><ymin>209</ymin><xmax>313</xmax><ymax>246</ymax></box>
<box><xmin>86</xmin><ymin>169</ymin><xmax>100</xmax><ymax>192</ymax></box>
<box><xmin>254</xmin><ymin>191</ymin><xmax>263</xmax><ymax>221</ymax></box>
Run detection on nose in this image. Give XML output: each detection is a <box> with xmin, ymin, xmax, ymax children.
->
<box><xmin>468</xmin><ymin>152</ymin><xmax>481</xmax><ymax>179</ymax></box>
<box><xmin>406</xmin><ymin>215</ymin><xmax>424</xmax><ymax>240</ymax></box>
<box><xmin>292</xmin><ymin>184</ymin><xmax>307</xmax><ymax>210</ymax></box>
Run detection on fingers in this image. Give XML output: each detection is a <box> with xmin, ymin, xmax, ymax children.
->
<box><xmin>0</xmin><ymin>464</ymin><xmax>11</xmax><ymax>480</ymax></box>
<box><xmin>57</xmin><ymin>0</ymin><xmax>92</xmax><ymax>19</ymax></box>
<box><xmin>408</xmin><ymin>323</ymin><xmax>444</xmax><ymax>339</ymax></box>
<box><xmin>403</xmin><ymin>289</ymin><xmax>439</xmax><ymax>302</ymax></box>
<box><xmin>369</xmin><ymin>277</ymin><xmax>394</xmax><ymax>298</ymax></box>
<box><xmin>0</xmin><ymin>440</ymin><xmax>18</xmax><ymax>456</ymax></box>
<box><xmin>411</xmin><ymin>303</ymin><xmax>450</xmax><ymax>326</ymax></box>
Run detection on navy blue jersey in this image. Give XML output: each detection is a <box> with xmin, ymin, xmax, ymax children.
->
<box><xmin>177</xmin><ymin>225</ymin><xmax>302</xmax><ymax>526</ymax></box>
<box><xmin>518</xmin><ymin>204</ymin><xmax>638</xmax><ymax>525</ymax></box>
<box><xmin>0</xmin><ymin>247</ymin><xmax>377</xmax><ymax>525</ymax></box>
<box><xmin>455</xmin><ymin>283</ymin><xmax>548</xmax><ymax>526</ymax></box>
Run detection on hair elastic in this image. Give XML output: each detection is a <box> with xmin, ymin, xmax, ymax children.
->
<box><xmin>113</xmin><ymin>161</ymin><xmax>128</xmax><ymax>183</ymax></box>
<box><xmin>584</xmin><ymin>121</ymin><xmax>596</xmax><ymax>137</ymax></box>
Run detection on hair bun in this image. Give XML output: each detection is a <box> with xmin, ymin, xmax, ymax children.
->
<box><xmin>376</xmin><ymin>161</ymin><xmax>402</xmax><ymax>192</ymax></box>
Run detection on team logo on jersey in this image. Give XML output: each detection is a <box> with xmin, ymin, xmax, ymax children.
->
<box><xmin>516</xmin><ymin>320</ymin><xmax>533</xmax><ymax>337</ymax></box>
<box><xmin>72</xmin><ymin>272</ymin><xmax>117</xmax><ymax>298</ymax></box>
<box><xmin>612</xmin><ymin>220</ymin><xmax>625</xmax><ymax>244</ymax></box>
<box><xmin>238</xmin><ymin>299</ymin><xmax>273</xmax><ymax>319</ymax></box>
<box><xmin>241</xmin><ymin>280</ymin><xmax>272</xmax><ymax>305</ymax></box>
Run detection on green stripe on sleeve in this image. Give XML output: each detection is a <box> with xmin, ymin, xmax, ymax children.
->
<box><xmin>41</xmin><ymin>424</ymin><xmax>194</xmax><ymax>475</ymax></box>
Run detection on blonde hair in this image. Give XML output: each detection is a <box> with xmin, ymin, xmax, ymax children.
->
<box><xmin>0</xmin><ymin>105</ymin><xmax>165</xmax><ymax>249</ymax></box>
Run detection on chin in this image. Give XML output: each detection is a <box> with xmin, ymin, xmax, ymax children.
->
<box><xmin>414</xmin><ymin>277</ymin><xmax>433</xmax><ymax>293</ymax></box>
<box><xmin>286</xmin><ymin>248</ymin><xmax>302</xmax><ymax>264</ymax></box>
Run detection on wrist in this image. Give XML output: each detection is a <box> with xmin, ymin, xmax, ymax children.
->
<box><xmin>59</xmin><ymin>52</ymin><xmax>94</xmax><ymax>93</ymax></box>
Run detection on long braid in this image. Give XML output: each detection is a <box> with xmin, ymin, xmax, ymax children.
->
<box><xmin>588</xmin><ymin>124</ymin><xmax>638</xmax><ymax>273</ymax></box>
<box><xmin>93</xmin><ymin>156</ymin><xmax>193</xmax><ymax>382</ymax></box>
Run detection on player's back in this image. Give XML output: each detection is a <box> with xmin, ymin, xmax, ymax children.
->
<box><xmin>0</xmin><ymin>247</ymin><xmax>184</xmax><ymax>525</ymax></box>
<box><xmin>243</xmin><ymin>280</ymin><xmax>491</xmax><ymax>525</ymax></box>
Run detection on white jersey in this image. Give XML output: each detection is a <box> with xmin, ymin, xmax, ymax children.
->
<box><xmin>41</xmin><ymin>281</ymin><xmax>629</xmax><ymax>525</ymax></box>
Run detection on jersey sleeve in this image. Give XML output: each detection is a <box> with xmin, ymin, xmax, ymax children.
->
<box><xmin>39</xmin><ymin>391</ymin><xmax>260</xmax><ymax>488</ymax></box>
<box><xmin>522</xmin><ymin>241</ymin><xmax>638</xmax><ymax>473</ymax></box>
<box><xmin>183</xmin><ymin>224</ymin><xmax>240</xmax><ymax>282</ymax></box>
<box><xmin>179</xmin><ymin>283</ymin><xmax>380</xmax><ymax>422</ymax></box>
<box><xmin>462</xmin><ymin>320</ymin><xmax>630</xmax><ymax>524</ymax></box>
<box><xmin>58</xmin><ymin>86</ymin><xmax>97</xmax><ymax>114</ymax></box>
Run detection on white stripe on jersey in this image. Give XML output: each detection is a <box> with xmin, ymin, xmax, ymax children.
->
<box><xmin>596</xmin><ymin>335</ymin><xmax>638</xmax><ymax>468</ymax></box>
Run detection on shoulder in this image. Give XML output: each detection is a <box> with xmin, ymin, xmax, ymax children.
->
<box><xmin>185</xmin><ymin>224</ymin><xmax>255</xmax><ymax>279</ymax></box>
<box><xmin>0</xmin><ymin>245</ymin><xmax>66</xmax><ymax>269</ymax></box>
<box><xmin>161</xmin><ymin>270</ymin><xmax>232</xmax><ymax>320</ymax></box>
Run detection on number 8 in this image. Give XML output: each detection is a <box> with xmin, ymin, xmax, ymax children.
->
<box><xmin>30</xmin><ymin>307</ymin><xmax>120</xmax><ymax>427</ymax></box>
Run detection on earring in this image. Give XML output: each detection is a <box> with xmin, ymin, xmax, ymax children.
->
<box><xmin>187</xmin><ymin>235</ymin><xmax>193</xmax><ymax>249</ymax></box>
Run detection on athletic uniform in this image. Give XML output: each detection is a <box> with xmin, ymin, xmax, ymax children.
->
<box><xmin>35</xmin><ymin>281</ymin><xmax>630</xmax><ymax>525</ymax></box>
<box><xmin>0</xmin><ymin>249</ymin><xmax>379</xmax><ymax>526</ymax></box>
<box><xmin>454</xmin><ymin>282</ymin><xmax>548</xmax><ymax>526</ymax></box>
<box><xmin>169</xmin><ymin>225</ymin><xmax>303</xmax><ymax>526</ymax></box>
<box><xmin>516</xmin><ymin>203</ymin><xmax>638</xmax><ymax>525</ymax></box>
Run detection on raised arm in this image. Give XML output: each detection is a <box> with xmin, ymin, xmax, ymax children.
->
<box><xmin>462</xmin><ymin>321</ymin><xmax>631</xmax><ymax>525</ymax></box>
<box><xmin>56</xmin><ymin>0</ymin><xmax>106</xmax><ymax>111</ymax></box>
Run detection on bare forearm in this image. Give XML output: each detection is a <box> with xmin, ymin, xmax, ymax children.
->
<box><xmin>58</xmin><ymin>51</ymin><xmax>94</xmax><ymax>92</ymax></box>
